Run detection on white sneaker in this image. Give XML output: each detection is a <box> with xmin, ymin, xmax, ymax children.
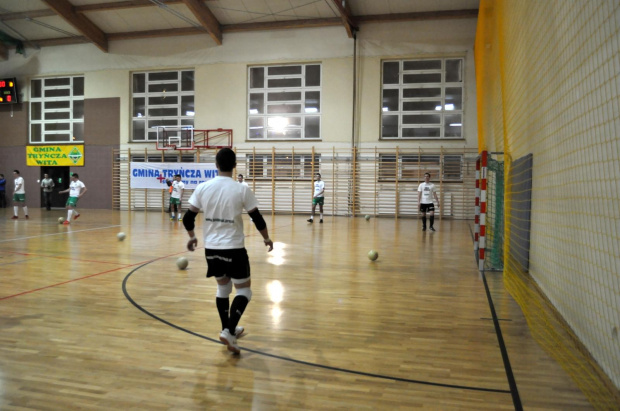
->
<box><xmin>235</xmin><ymin>326</ymin><xmax>245</xmax><ymax>339</ymax></box>
<box><xmin>219</xmin><ymin>329</ymin><xmax>240</xmax><ymax>354</ymax></box>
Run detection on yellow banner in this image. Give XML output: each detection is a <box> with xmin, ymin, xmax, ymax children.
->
<box><xmin>26</xmin><ymin>145</ymin><xmax>85</xmax><ymax>166</ymax></box>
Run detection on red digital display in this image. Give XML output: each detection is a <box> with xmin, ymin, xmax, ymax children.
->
<box><xmin>0</xmin><ymin>77</ymin><xmax>18</xmax><ymax>104</ymax></box>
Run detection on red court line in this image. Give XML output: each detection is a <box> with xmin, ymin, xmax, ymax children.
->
<box><xmin>2</xmin><ymin>251</ymin><xmax>136</xmax><ymax>266</ymax></box>
<box><xmin>0</xmin><ymin>251</ymin><xmax>187</xmax><ymax>301</ymax></box>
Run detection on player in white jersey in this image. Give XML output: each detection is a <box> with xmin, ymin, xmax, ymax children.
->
<box><xmin>59</xmin><ymin>173</ymin><xmax>87</xmax><ymax>225</ymax></box>
<box><xmin>417</xmin><ymin>172</ymin><xmax>440</xmax><ymax>231</ymax></box>
<box><xmin>307</xmin><ymin>173</ymin><xmax>325</xmax><ymax>223</ymax></box>
<box><xmin>237</xmin><ymin>173</ymin><xmax>249</xmax><ymax>187</ymax></box>
<box><xmin>170</xmin><ymin>174</ymin><xmax>185</xmax><ymax>221</ymax></box>
<box><xmin>183</xmin><ymin>148</ymin><xmax>273</xmax><ymax>355</ymax></box>
<box><xmin>10</xmin><ymin>170</ymin><xmax>29</xmax><ymax>219</ymax></box>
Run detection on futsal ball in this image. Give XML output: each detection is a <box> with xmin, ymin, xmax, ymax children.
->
<box><xmin>365</xmin><ymin>215</ymin><xmax>370</xmax><ymax>221</ymax></box>
<box><xmin>176</xmin><ymin>257</ymin><xmax>189</xmax><ymax>270</ymax></box>
<box><xmin>117</xmin><ymin>232</ymin><xmax>126</xmax><ymax>241</ymax></box>
<box><xmin>367</xmin><ymin>250</ymin><xmax>379</xmax><ymax>261</ymax></box>
<box><xmin>58</xmin><ymin>217</ymin><xmax>65</xmax><ymax>224</ymax></box>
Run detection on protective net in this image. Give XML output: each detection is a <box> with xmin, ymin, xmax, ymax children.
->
<box><xmin>475</xmin><ymin>0</ymin><xmax>620</xmax><ymax>407</ymax></box>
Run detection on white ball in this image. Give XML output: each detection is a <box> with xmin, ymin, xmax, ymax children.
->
<box><xmin>37</xmin><ymin>179</ymin><xmax>40</xmax><ymax>183</ymax></box>
<box><xmin>117</xmin><ymin>232</ymin><xmax>126</xmax><ymax>241</ymax></box>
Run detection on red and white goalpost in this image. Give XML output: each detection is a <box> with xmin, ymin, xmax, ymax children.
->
<box><xmin>474</xmin><ymin>151</ymin><xmax>488</xmax><ymax>271</ymax></box>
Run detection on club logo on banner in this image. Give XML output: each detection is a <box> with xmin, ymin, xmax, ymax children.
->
<box><xmin>130</xmin><ymin>163</ymin><xmax>219</xmax><ymax>189</ymax></box>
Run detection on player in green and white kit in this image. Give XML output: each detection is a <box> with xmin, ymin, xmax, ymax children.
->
<box><xmin>59</xmin><ymin>173</ymin><xmax>87</xmax><ymax>225</ymax></box>
<box><xmin>170</xmin><ymin>174</ymin><xmax>185</xmax><ymax>221</ymax></box>
<box><xmin>10</xmin><ymin>170</ymin><xmax>29</xmax><ymax>219</ymax></box>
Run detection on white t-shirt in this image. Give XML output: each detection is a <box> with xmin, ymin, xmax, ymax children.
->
<box><xmin>314</xmin><ymin>180</ymin><xmax>325</xmax><ymax>198</ymax></box>
<box><xmin>417</xmin><ymin>182</ymin><xmax>437</xmax><ymax>204</ymax></box>
<box><xmin>14</xmin><ymin>176</ymin><xmax>25</xmax><ymax>194</ymax></box>
<box><xmin>69</xmin><ymin>180</ymin><xmax>86</xmax><ymax>197</ymax></box>
<box><xmin>171</xmin><ymin>180</ymin><xmax>185</xmax><ymax>199</ymax></box>
<box><xmin>188</xmin><ymin>176</ymin><xmax>260</xmax><ymax>249</ymax></box>
<box><xmin>239</xmin><ymin>181</ymin><xmax>249</xmax><ymax>188</ymax></box>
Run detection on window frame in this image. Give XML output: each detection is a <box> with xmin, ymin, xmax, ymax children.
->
<box><xmin>378</xmin><ymin>154</ymin><xmax>463</xmax><ymax>182</ymax></box>
<box><xmin>131</xmin><ymin>70</ymin><xmax>195</xmax><ymax>142</ymax></box>
<box><xmin>381</xmin><ymin>57</ymin><xmax>465</xmax><ymax>140</ymax></box>
<box><xmin>248</xmin><ymin>63</ymin><xmax>322</xmax><ymax>141</ymax></box>
<box><xmin>29</xmin><ymin>76</ymin><xmax>85</xmax><ymax>144</ymax></box>
<box><xmin>247</xmin><ymin>153</ymin><xmax>320</xmax><ymax>180</ymax></box>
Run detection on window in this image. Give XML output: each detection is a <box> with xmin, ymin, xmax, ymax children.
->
<box><xmin>379</xmin><ymin>154</ymin><xmax>463</xmax><ymax>181</ymax></box>
<box><xmin>248</xmin><ymin>64</ymin><xmax>321</xmax><ymax>140</ymax></box>
<box><xmin>30</xmin><ymin>76</ymin><xmax>84</xmax><ymax>143</ymax></box>
<box><xmin>247</xmin><ymin>154</ymin><xmax>320</xmax><ymax>179</ymax></box>
<box><xmin>381</xmin><ymin>58</ymin><xmax>464</xmax><ymax>139</ymax></box>
<box><xmin>132</xmin><ymin>70</ymin><xmax>195</xmax><ymax>141</ymax></box>
<box><xmin>130</xmin><ymin>154</ymin><xmax>195</xmax><ymax>162</ymax></box>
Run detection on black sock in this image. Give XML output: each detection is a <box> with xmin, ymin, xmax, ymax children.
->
<box><xmin>227</xmin><ymin>295</ymin><xmax>250</xmax><ymax>335</ymax></box>
<box><xmin>216</xmin><ymin>297</ymin><xmax>230</xmax><ymax>330</ymax></box>
<box><xmin>430</xmin><ymin>215</ymin><xmax>434</xmax><ymax>228</ymax></box>
<box><xmin>422</xmin><ymin>216</ymin><xmax>426</xmax><ymax>227</ymax></box>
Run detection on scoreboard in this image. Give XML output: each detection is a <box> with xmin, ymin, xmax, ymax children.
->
<box><xmin>0</xmin><ymin>78</ymin><xmax>19</xmax><ymax>103</ymax></box>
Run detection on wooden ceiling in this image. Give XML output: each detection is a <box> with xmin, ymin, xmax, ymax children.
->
<box><xmin>0</xmin><ymin>0</ymin><xmax>479</xmax><ymax>60</ymax></box>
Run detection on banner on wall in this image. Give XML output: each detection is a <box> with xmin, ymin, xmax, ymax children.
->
<box><xmin>26</xmin><ymin>145</ymin><xmax>85</xmax><ymax>166</ymax></box>
<box><xmin>130</xmin><ymin>162</ymin><xmax>219</xmax><ymax>189</ymax></box>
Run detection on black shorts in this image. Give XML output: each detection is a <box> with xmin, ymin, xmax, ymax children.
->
<box><xmin>420</xmin><ymin>203</ymin><xmax>435</xmax><ymax>213</ymax></box>
<box><xmin>204</xmin><ymin>248</ymin><xmax>250</xmax><ymax>280</ymax></box>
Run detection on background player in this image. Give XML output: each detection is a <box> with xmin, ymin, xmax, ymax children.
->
<box><xmin>417</xmin><ymin>172</ymin><xmax>440</xmax><ymax>231</ymax></box>
<box><xmin>11</xmin><ymin>170</ymin><xmax>28</xmax><ymax>219</ymax></box>
<box><xmin>170</xmin><ymin>174</ymin><xmax>185</xmax><ymax>221</ymax></box>
<box><xmin>307</xmin><ymin>172</ymin><xmax>325</xmax><ymax>223</ymax></box>
<box><xmin>183</xmin><ymin>148</ymin><xmax>273</xmax><ymax>355</ymax></box>
<box><xmin>59</xmin><ymin>173</ymin><xmax>87</xmax><ymax>225</ymax></box>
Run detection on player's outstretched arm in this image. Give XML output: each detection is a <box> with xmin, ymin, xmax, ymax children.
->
<box><xmin>183</xmin><ymin>205</ymin><xmax>200</xmax><ymax>251</ymax></box>
<box><xmin>248</xmin><ymin>208</ymin><xmax>273</xmax><ymax>252</ymax></box>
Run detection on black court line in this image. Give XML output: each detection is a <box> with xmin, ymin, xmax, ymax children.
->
<box><xmin>469</xmin><ymin>221</ymin><xmax>523</xmax><ymax>411</ymax></box>
<box><xmin>122</xmin><ymin>260</ymin><xmax>511</xmax><ymax>395</ymax></box>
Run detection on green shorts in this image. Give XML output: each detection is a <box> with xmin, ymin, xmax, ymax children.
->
<box><xmin>66</xmin><ymin>196</ymin><xmax>79</xmax><ymax>207</ymax></box>
<box><xmin>312</xmin><ymin>197</ymin><xmax>324</xmax><ymax>206</ymax></box>
<box><xmin>13</xmin><ymin>193</ymin><xmax>26</xmax><ymax>202</ymax></box>
<box><xmin>170</xmin><ymin>197</ymin><xmax>182</xmax><ymax>205</ymax></box>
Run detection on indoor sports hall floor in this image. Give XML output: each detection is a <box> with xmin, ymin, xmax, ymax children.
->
<box><xmin>0</xmin><ymin>208</ymin><xmax>592</xmax><ymax>409</ymax></box>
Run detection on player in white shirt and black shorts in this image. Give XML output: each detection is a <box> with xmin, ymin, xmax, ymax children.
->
<box><xmin>183</xmin><ymin>148</ymin><xmax>273</xmax><ymax>355</ymax></box>
<box><xmin>417</xmin><ymin>172</ymin><xmax>440</xmax><ymax>231</ymax></box>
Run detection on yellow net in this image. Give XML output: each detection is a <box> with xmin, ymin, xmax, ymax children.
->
<box><xmin>475</xmin><ymin>0</ymin><xmax>620</xmax><ymax>408</ymax></box>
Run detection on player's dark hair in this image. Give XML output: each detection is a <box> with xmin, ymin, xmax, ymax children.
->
<box><xmin>72</xmin><ymin>173</ymin><xmax>79</xmax><ymax>178</ymax></box>
<box><xmin>174</xmin><ymin>174</ymin><xmax>181</xmax><ymax>178</ymax></box>
<box><xmin>424</xmin><ymin>172</ymin><xmax>431</xmax><ymax>177</ymax></box>
<box><xmin>238</xmin><ymin>174</ymin><xmax>243</xmax><ymax>178</ymax></box>
<box><xmin>13</xmin><ymin>169</ymin><xmax>20</xmax><ymax>174</ymax></box>
<box><xmin>216</xmin><ymin>148</ymin><xmax>236</xmax><ymax>172</ymax></box>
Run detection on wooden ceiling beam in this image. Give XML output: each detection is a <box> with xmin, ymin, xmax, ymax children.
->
<box><xmin>356</xmin><ymin>9</ymin><xmax>479</xmax><ymax>23</ymax></box>
<box><xmin>13</xmin><ymin>8</ymin><xmax>479</xmax><ymax>49</ymax></box>
<box><xmin>330</xmin><ymin>0</ymin><xmax>357</xmax><ymax>38</ymax></box>
<box><xmin>181</xmin><ymin>0</ymin><xmax>222</xmax><ymax>45</ymax></box>
<box><xmin>40</xmin><ymin>0</ymin><xmax>108</xmax><ymax>52</ymax></box>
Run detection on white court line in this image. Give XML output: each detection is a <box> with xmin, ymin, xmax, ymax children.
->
<box><xmin>0</xmin><ymin>224</ymin><xmax>122</xmax><ymax>243</ymax></box>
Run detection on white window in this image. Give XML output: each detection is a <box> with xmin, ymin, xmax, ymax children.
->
<box><xmin>379</xmin><ymin>154</ymin><xmax>463</xmax><ymax>181</ymax></box>
<box><xmin>247</xmin><ymin>153</ymin><xmax>320</xmax><ymax>179</ymax></box>
<box><xmin>132</xmin><ymin>70</ymin><xmax>195</xmax><ymax>141</ymax></box>
<box><xmin>30</xmin><ymin>76</ymin><xmax>84</xmax><ymax>143</ymax></box>
<box><xmin>381</xmin><ymin>58</ymin><xmax>464</xmax><ymax>139</ymax></box>
<box><xmin>248</xmin><ymin>64</ymin><xmax>321</xmax><ymax>140</ymax></box>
